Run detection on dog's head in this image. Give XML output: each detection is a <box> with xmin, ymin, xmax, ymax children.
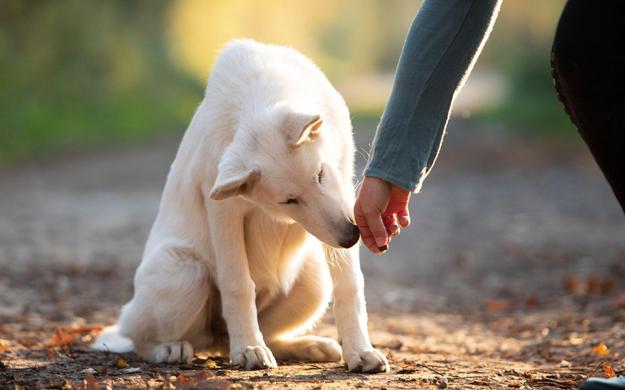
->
<box><xmin>209</xmin><ymin>105</ymin><xmax>359</xmax><ymax>249</ymax></box>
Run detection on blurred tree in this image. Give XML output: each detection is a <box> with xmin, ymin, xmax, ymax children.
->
<box><xmin>477</xmin><ymin>0</ymin><xmax>574</xmax><ymax>136</ymax></box>
<box><xmin>165</xmin><ymin>0</ymin><xmax>419</xmax><ymax>81</ymax></box>
<box><xmin>0</xmin><ymin>0</ymin><xmax>577</xmax><ymax>166</ymax></box>
<box><xmin>0</xmin><ymin>0</ymin><xmax>200</xmax><ymax>164</ymax></box>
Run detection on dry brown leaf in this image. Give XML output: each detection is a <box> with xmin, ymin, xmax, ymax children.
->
<box><xmin>602</xmin><ymin>362</ymin><xmax>617</xmax><ymax>378</ymax></box>
<box><xmin>592</xmin><ymin>342</ymin><xmax>610</xmax><ymax>357</ymax></box>
<box><xmin>48</xmin><ymin>328</ymin><xmax>76</xmax><ymax>348</ymax></box>
<box><xmin>177</xmin><ymin>373</ymin><xmax>191</xmax><ymax>386</ymax></box>
<box><xmin>524</xmin><ymin>295</ymin><xmax>539</xmax><ymax>308</ymax></box>
<box><xmin>486</xmin><ymin>299</ymin><xmax>511</xmax><ymax>311</ymax></box>
<box><xmin>176</xmin><ymin>371</ymin><xmax>215</xmax><ymax>388</ymax></box>
<box><xmin>565</xmin><ymin>275</ymin><xmax>616</xmax><ymax>295</ymax></box>
<box><xmin>48</xmin><ymin>325</ymin><xmax>102</xmax><ymax>348</ymax></box>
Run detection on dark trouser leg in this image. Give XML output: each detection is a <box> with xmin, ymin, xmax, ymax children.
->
<box><xmin>551</xmin><ymin>0</ymin><xmax>625</xmax><ymax>213</ymax></box>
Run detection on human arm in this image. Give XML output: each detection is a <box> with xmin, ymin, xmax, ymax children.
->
<box><xmin>357</xmin><ymin>0</ymin><xmax>502</xmax><ymax>253</ymax></box>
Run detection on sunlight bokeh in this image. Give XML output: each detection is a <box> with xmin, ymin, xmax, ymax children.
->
<box><xmin>0</xmin><ymin>0</ymin><xmax>570</xmax><ymax>165</ymax></box>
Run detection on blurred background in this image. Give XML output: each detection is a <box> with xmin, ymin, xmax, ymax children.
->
<box><xmin>3</xmin><ymin>3</ymin><xmax>625</xmax><ymax>386</ymax></box>
<box><xmin>0</xmin><ymin>0</ymin><xmax>572</xmax><ymax>165</ymax></box>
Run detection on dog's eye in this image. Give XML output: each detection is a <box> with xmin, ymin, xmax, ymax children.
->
<box><xmin>317</xmin><ymin>168</ymin><xmax>323</xmax><ymax>184</ymax></box>
<box><xmin>281</xmin><ymin>198</ymin><xmax>299</xmax><ymax>205</ymax></box>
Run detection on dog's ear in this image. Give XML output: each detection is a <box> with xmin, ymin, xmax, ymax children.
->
<box><xmin>286</xmin><ymin>113</ymin><xmax>323</xmax><ymax>148</ymax></box>
<box><xmin>209</xmin><ymin>163</ymin><xmax>261</xmax><ymax>201</ymax></box>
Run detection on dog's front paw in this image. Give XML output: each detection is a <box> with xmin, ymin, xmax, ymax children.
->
<box><xmin>343</xmin><ymin>348</ymin><xmax>390</xmax><ymax>373</ymax></box>
<box><xmin>153</xmin><ymin>341</ymin><xmax>194</xmax><ymax>364</ymax></box>
<box><xmin>231</xmin><ymin>345</ymin><xmax>277</xmax><ymax>370</ymax></box>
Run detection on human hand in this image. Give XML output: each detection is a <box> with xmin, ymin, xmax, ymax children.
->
<box><xmin>354</xmin><ymin>176</ymin><xmax>411</xmax><ymax>254</ymax></box>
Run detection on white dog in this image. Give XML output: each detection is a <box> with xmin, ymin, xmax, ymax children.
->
<box><xmin>92</xmin><ymin>39</ymin><xmax>389</xmax><ymax>373</ymax></box>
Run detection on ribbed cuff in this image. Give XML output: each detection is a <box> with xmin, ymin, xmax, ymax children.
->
<box><xmin>363</xmin><ymin>166</ymin><xmax>425</xmax><ymax>193</ymax></box>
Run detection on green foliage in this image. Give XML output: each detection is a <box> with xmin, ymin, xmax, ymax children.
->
<box><xmin>476</xmin><ymin>47</ymin><xmax>575</xmax><ymax>138</ymax></box>
<box><xmin>0</xmin><ymin>0</ymin><xmax>201</xmax><ymax>165</ymax></box>
<box><xmin>0</xmin><ymin>0</ymin><xmax>580</xmax><ymax>166</ymax></box>
<box><xmin>474</xmin><ymin>0</ymin><xmax>576</xmax><ymax>138</ymax></box>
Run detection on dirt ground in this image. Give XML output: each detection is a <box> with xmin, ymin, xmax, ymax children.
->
<box><xmin>1</xmin><ymin>120</ymin><xmax>624</xmax><ymax>389</ymax></box>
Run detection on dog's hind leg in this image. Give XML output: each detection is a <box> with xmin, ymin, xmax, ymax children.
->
<box><xmin>117</xmin><ymin>246</ymin><xmax>211</xmax><ymax>364</ymax></box>
<box><xmin>260</xmin><ymin>251</ymin><xmax>341</xmax><ymax>363</ymax></box>
<box><xmin>267</xmin><ymin>335</ymin><xmax>341</xmax><ymax>363</ymax></box>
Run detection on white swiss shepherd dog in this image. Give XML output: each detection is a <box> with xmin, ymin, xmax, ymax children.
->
<box><xmin>92</xmin><ymin>39</ymin><xmax>389</xmax><ymax>373</ymax></box>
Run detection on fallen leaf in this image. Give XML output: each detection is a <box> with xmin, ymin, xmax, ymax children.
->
<box><xmin>176</xmin><ymin>371</ymin><xmax>215</xmax><ymax>388</ymax></box>
<box><xmin>565</xmin><ymin>275</ymin><xmax>616</xmax><ymax>295</ymax></box>
<box><xmin>116</xmin><ymin>356</ymin><xmax>128</xmax><ymax>368</ymax></box>
<box><xmin>177</xmin><ymin>373</ymin><xmax>192</xmax><ymax>386</ymax></box>
<box><xmin>524</xmin><ymin>295</ymin><xmax>539</xmax><ymax>308</ymax></box>
<box><xmin>486</xmin><ymin>299</ymin><xmax>511</xmax><ymax>311</ymax></box>
<box><xmin>48</xmin><ymin>325</ymin><xmax>102</xmax><ymax>349</ymax></box>
<box><xmin>48</xmin><ymin>328</ymin><xmax>76</xmax><ymax>348</ymax></box>
<box><xmin>592</xmin><ymin>342</ymin><xmax>610</xmax><ymax>357</ymax></box>
<box><xmin>602</xmin><ymin>362</ymin><xmax>616</xmax><ymax>378</ymax></box>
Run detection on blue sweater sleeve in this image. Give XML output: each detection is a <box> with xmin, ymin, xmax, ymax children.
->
<box><xmin>364</xmin><ymin>0</ymin><xmax>501</xmax><ymax>192</ymax></box>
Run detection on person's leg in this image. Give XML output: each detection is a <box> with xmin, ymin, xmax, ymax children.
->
<box><xmin>553</xmin><ymin>4</ymin><xmax>625</xmax><ymax>390</ymax></box>
<box><xmin>551</xmin><ymin>0</ymin><xmax>625</xmax><ymax>213</ymax></box>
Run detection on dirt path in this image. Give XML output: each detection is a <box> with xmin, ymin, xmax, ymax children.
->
<box><xmin>1</xmin><ymin>120</ymin><xmax>624</xmax><ymax>389</ymax></box>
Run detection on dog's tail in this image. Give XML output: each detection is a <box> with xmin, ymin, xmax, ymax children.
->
<box><xmin>90</xmin><ymin>325</ymin><xmax>134</xmax><ymax>353</ymax></box>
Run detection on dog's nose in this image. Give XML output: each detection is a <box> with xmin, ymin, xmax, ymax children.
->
<box><xmin>339</xmin><ymin>223</ymin><xmax>360</xmax><ymax>248</ymax></box>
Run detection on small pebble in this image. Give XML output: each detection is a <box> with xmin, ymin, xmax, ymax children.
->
<box><xmin>81</xmin><ymin>367</ymin><xmax>97</xmax><ymax>375</ymax></box>
<box><xmin>120</xmin><ymin>367</ymin><xmax>141</xmax><ymax>374</ymax></box>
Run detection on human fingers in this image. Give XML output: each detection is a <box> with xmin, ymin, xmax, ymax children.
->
<box><xmin>397</xmin><ymin>207</ymin><xmax>410</xmax><ymax>228</ymax></box>
<box><xmin>363</xmin><ymin>206</ymin><xmax>389</xmax><ymax>251</ymax></box>
<box><xmin>383</xmin><ymin>213</ymin><xmax>400</xmax><ymax>237</ymax></box>
<box><xmin>354</xmin><ymin>202</ymin><xmax>382</xmax><ymax>253</ymax></box>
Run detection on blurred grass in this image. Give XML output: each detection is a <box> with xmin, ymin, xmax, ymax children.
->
<box><xmin>0</xmin><ymin>0</ymin><xmax>578</xmax><ymax>167</ymax></box>
<box><xmin>473</xmin><ymin>64</ymin><xmax>579</xmax><ymax>141</ymax></box>
<box><xmin>474</xmin><ymin>51</ymin><xmax>576</xmax><ymax>140</ymax></box>
<box><xmin>473</xmin><ymin>0</ymin><xmax>576</xmax><ymax>140</ymax></box>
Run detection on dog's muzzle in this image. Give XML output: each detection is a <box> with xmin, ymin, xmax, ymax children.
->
<box><xmin>338</xmin><ymin>223</ymin><xmax>360</xmax><ymax>248</ymax></box>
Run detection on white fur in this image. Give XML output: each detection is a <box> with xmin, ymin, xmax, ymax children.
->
<box><xmin>91</xmin><ymin>39</ymin><xmax>388</xmax><ymax>373</ymax></box>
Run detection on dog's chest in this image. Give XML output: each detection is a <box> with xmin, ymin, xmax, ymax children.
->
<box><xmin>243</xmin><ymin>210</ymin><xmax>310</xmax><ymax>298</ymax></box>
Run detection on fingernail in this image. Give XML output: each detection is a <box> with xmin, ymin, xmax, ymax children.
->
<box><xmin>377</xmin><ymin>245</ymin><xmax>388</xmax><ymax>252</ymax></box>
